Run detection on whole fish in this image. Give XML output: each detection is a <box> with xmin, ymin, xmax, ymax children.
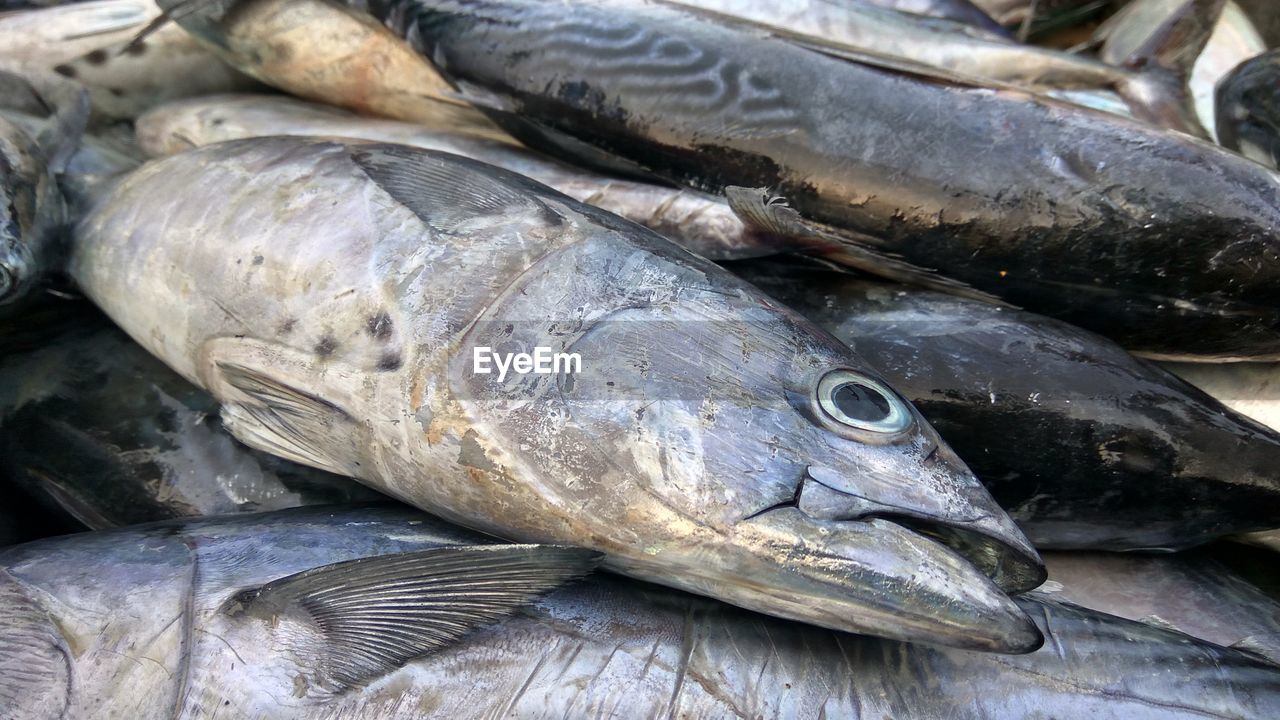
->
<box><xmin>1039</xmin><ymin>550</ymin><xmax>1280</xmax><ymax>663</ymax></box>
<box><xmin>627</xmin><ymin>0</ymin><xmax>1205</xmax><ymax>135</ymax></box>
<box><xmin>70</xmin><ymin>136</ymin><xmax>1045</xmax><ymax>652</ymax></box>
<box><xmin>322</xmin><ymin>0</ymin><xmax>1280</xmax><ymax>360</ymax></box>
<box><xmin>2</xmin><ymin>506</ymin><xmax>1278</xmax><ymax>719</ymax></box>
<box><xmin>0</xmin><ymin>302</ymin><xmax>386</xmax><ymax>529</ymax></box>
<box><xmin>1191</xmin><ymin>0</ymin><xmax>1266</xmax><ymax>137</ymax></box>
<box><xmin>136</xmin><ymin>93</ymin><xmax>789</xmax><ymax>260</ymax></box>
<box><xmin>732</xmin><ymin>259</ymin><xmax>1280</xmax><ymax>550</ymax></box>
<box><xmin>0</xmin><ymin>0</ymin><xmax>261</xmax><ymax>122</ymax></box>
<box><xmin>1217</xmin><ymin>49</ymin><xmax>1280</xmax><ymax>168</ymax></box>
<box><xmin>144</xmin><ymin>0</ymin><xmax>509</xmax><ymax>140</ymax></box>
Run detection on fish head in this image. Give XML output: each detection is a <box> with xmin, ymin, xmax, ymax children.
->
<box><xmin>458</xmin><ymin>232</ymin><xmax>1043</xmax><ymax>652</ymax></box>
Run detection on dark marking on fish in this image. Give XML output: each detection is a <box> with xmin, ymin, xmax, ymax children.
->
<box><xmin>376</xmin><ymin>352</ymin><xmax>402</xmax><ymax>372</ymax></box>
<box><xmin>85</xmin><ymin>50</ymin><xmax>109</xmax><ymax>66</ymax></box>
<box><xmin>107</xmin><ymin>88</ymin><xmax>125</xmax><ymax>98</ymax></box>
<box><xmin>278</xmin><ymin>318</ymin><xmax>296</xmax><ymax>336</ymax></box>
<box><xmin>366</xmin><ymin>311</ymin><xmax>393</xmax><ymax>340</ymax></box>
<box><xmin>53</xmin><ymin>65</ymin><xmax>77</xmax><ymax>79</ymax></box>
<box><xmin>315</xmin><ymin>335</ymin><xmax>337</xmax><ymax>357</ymax></box>
<box><xmin>125</xmin><ymin>40</ymin><xmax>148</xmax><ymax>56</ymax></box>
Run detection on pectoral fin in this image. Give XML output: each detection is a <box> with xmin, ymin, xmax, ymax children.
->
<box><xmin>725</xmin><ymin>186</ymin><xmax>1008</xmax><ymax>305</ymax></box>
<box><xmin>200</xmin><ymin>338</ymin><xmax>367</xmax><ymax>479</ymax></box>
<box><xmin>225</xmin><ymin>545</ymin><xmax>602</xmax><ymax>692</ymax></box>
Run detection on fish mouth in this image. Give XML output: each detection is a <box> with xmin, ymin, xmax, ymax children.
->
<box><xmin>686</xmin><ymin>506</ymin><xmax>1046</xmax><ymax>653</ymax></box>
<box><xmin>790</xmin><ymin>466</ymin><xmax>1046</xmax><ymax>594</ymax></box>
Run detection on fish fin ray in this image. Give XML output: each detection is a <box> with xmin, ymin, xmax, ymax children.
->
<box><xmin>724</xmin><ymin>186</ymin><xmax>1010</xmax><ymax>305</ymax></box>
<box><xmin>350</xmin><ymin>144</ymin><xmax>566</xmax><ymax>231</ymax></box>
<box><xmin>211</xmin><ymin>358</ymin><xmax>362</xmax><ymax>479</ymax></box>
<box><xmin>0</xmin><ymin>570</ymin><xmax>71</xmax><ymax>719</ymax></box>
<box><xmin>226</xmin><ymin>546</ymin><xmax>602</xmax><ymax>691</ymax></box>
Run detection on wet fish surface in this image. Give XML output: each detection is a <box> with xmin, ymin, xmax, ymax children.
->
<box><xmin>1217</xmin><ymin>48</ymin><xmax>1280</xmax><ymax>168</ymax></box>
<box><xmin>1</xmin><ymin>506</ymin><xmax>1277</xmax><ymax>719</ymax></box>
<box><xmin>70</xmin><ymin>136</ymin><xmax>1046</xmax><ymax>651</ymax></box>
<box><xmin>136</xmin><ymin>93</ymin><xmax>784</xmax><ymax>259</ymax></box>
<box><xmin>0</xmin><ymin>301</ymin><xmax>386</xmax><ymax>529</ymax></box>
<box><xmin>634</xmin><ymin>0</ymin><xmax>1204</xmax><ymax>134</ymax></box>
<box><xmin>733</xmin><ymin>259</ymin><xmax>1280</xmax><ymax>550</ymax></box>
<box><xmin>1039</xmin><ymin>549</ymin><xmax>1280</xmax><ymax>663</ymax></box>
<box><xmin>345</xmin><ymin>0</ymin><xmax>1280</xmax><ymax>360</ymax></box>
<box><xmin>0</xmin><ymin>0</ymin><xmax>261</xmax><ymax>121</ymax></box>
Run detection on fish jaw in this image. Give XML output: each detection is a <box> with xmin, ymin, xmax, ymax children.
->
<box><xmin>613</xmin><ymin>508</ymin><xmax>1044</xmax><ymax>654</ymax></box>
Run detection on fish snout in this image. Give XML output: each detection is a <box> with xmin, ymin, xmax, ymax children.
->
<box><xmin>725</xmin><ymin>507</ymin><xmax>1045</xmax><ymax>654</ymax></box>
<box><xmin>800</xmin><ymin>463</ymin><xmax>1046</xmax><ymax>594</ymax></box>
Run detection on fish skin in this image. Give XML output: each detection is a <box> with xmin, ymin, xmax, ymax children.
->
<box><xmin>0</xmin><ymin>116</ymin><xmax>65</xmax><ymax>317</ymax></box>
<box><xmin>732</xmin><ymin>259</ymin><xmax>1280</xmax><ymax>550</ymax></box>
<box><xmin>1038</xmin><ymin>549</ymin><xmax>1280</xmax><ymax>664</ymax></box>
<box><xmin>135</xmin><ymin>93</ymin><xmax>787</xmax><ymax>260</ymax></box>
<box><xmin>353</xmin><ymin>0</ymin><xmax>1280</xmax><ymax>361</ymax></box>
<box><xmin>70</xmin><ymin>136</ymin><xmax>1045</xmax><ymax>652</ymax></box>
<box><xmin>616</xmin><ymin>0</ymin><xmax>1205</xmax><ymax>135</ymax></box>
<box><xmin>2</xmin><ymin>506</ymin><xmax>1279</xmax><ymax>719</ymax></box>
<box><xmin>0</xmin><ymin>301</ymin><xmax>386</xmax><ymax>529</ymax></box>
<box><xmin>1216</xmin><ymin>49</ymin><xmax>1280</xmax><ymax>169</ymax></box>
<box><xmin>152</xmin><ymin>0</ymin><xmax>510</xmax><ymax>141</ymax></box>
<box><xmin>0</xmin><ymin>0</ymin><xmax>262</xmax><ymax>122</ymax></box>
<box><xmin>863</xmin><ymin>0</ymin><xmax>1010</xmax><ymax>35</ymax></box>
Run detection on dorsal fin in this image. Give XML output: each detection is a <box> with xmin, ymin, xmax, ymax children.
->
<box><xmin>225</xmin><ymin>545</ymin><xmax>601</xmax><ymax>693</ymax></box>
<box><xmin>350</xmin><ymin>144</ymin><xmax>564</xmax><ymax>232</ymax></box>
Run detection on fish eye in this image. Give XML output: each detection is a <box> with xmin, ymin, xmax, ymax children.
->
<box><xmin>816</xmin><ymin>369</ymin><xmax>912</xmax><ymax>434</ymax></box>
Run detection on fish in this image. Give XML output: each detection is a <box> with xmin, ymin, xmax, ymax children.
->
<box><xmin>621</xmin><ymin>0</ymin><xmax>1207</xmax><ymax>135</ymax></box>
<box><xmin>731</xmin><ymin>258</ymin><xmax>1280</xmax><ymax>550</ymax></box>
<box><xmin>1192</xmin><ymin>0</ymin><xmax>1267</xmax><ymax>138</ymax></box>
<box><xmin>2</xmin><ymin>505</ymin><xmax>1278</xmax><ymax>719</ymax></box>
<box><xmin>1038</xmin><ymin>549</ymin><xmax>1280</xmax><ymax>664</ymax></box>
<box><xmin>1216</xmin><ymin>48</ymin><xmax>1280</xmax><ymax>168</ymax></box>
<box><xmin>70</xmin><ymin>136</ymin><xmax>1046</xmax><ymax>652</ymax></box>
<box><xmin>140</xmin><ymin>0</ymin><xmax>509</xmax><ymax>141</ymax></box>
<box><xmin>0</xmin><ymin>301</ymin><xmax>387</xmax><ymax>529</ymax></box>
<box><xmin>313</xmin><ymin>0</ymin><xmax>1280</xmax><ymax>361</ymax></box>
<box><xmin>135</xmin><ymin>93</ymin><xmax>791</xmax><ymax>260</ymax></box>
<box><xmin>0</xmin><ymin>73</ymin><xmax>87</xmax><ymax>319</ymax></box>
<box><xmin>0</xmin><ymin>0</ymin><xmax>262</xmax><ymax>122</ymax></box>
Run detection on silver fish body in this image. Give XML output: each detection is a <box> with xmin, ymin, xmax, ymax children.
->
<box><xmin>135</xmin><ymin>94</ymin><xmax>781</xmax><ymax>260</ymax></box>
<box><xmin>1</xmin><ymin>506</ymin><xmax>1278</xmax><ymax>719</ymax></box>
<box><xmin>70</xmin><ymin>136</ymin><xmax>1044</xmax><ymax>651</ymax></box>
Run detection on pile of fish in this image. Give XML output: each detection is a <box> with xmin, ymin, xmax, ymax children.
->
<box><xmin>3</xmin><ymin>0</ymin><xmax>1280</xmax><ymax>717</ymax></box>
